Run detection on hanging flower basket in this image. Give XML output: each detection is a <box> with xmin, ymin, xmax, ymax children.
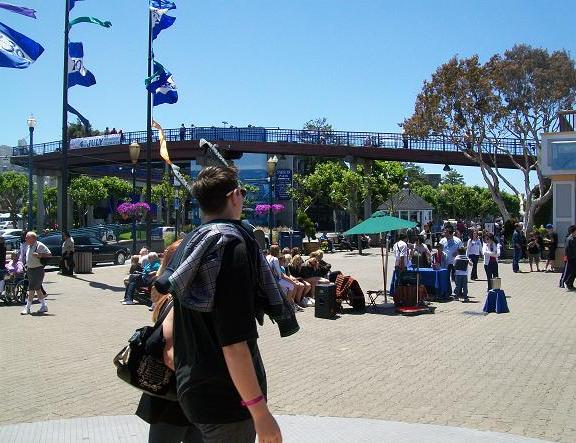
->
<box><xmin>116</xmin><ymin>202</ymin><xmax>151</xmax><ymax>220</ymax></box>
<box><xmin>255</xmin><ymin>203</ymin><xmax>285</xmax><ymax>216</ymax></box>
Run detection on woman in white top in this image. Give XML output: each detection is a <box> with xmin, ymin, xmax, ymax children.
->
<box><xmin>482</xmin><ymin>232</ymin><xmax>499</xmax><ymax>290</ymax></box>
<box><xmin>466</xmin><ymin>230</ymin><xmax>482</xmax><ymax>280</ymax></box>
<box><xmin>266</xmin><ymin>245</ymin><xmax>300</xmax><ymax>311</ymax></box>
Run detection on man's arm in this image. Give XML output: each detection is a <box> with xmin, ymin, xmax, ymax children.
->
<box><xmin>222</xmin><ymin>343</ymin><xmax>281</xmax><ymax>442</ymax></box>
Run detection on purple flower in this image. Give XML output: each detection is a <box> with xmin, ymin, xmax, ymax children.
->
<box><xmin>116</xmin><ymin>202</ymin><xmax>151</xmax><ymax>217</ymax></box>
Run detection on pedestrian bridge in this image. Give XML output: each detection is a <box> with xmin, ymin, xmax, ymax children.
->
<box><xmin>11</xmin><ymin>126</ymin><xmax>533</xmax><ymax>171</ymax></box>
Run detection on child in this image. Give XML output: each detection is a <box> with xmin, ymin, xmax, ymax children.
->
<box><xmin>527</xmin><ymin>236</ymin><xmax>541</xmax><ymax>272</ymax></box>
<box><xmin>431</xmin><ymin>243</ymin><xmax>448</xmax><ymax>270</ymax></box>
<box><xmin>453</xmin><ymin>246</ymin><xmax>472</xmax><ymax>302</ymax></box>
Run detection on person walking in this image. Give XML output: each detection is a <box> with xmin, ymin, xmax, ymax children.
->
<box><xmin>179</xmin><ymin>123</ymin><xmax>186</xmax><ymax>141</ymax></box>
<box><xmin>154</xmin><ymin>165</ymin><xmax>291</xmax><ymax>442</ymax></box>
<box><xmin>61</xmin><ymin>231</ymin><xmax>75</xmax><ymax>276</ymax></box>
<box><xmin>439</xmin><ymin>226</ymin><xmax>462</xmax><ymax>282</ymax></box>
<box><xmin>466</xmin><ymin>230</ymin><xmax>482</xmax><ymax>280</ymax></box>
<box><xmin>563</xmin><ymin>225</ymin><xmax>576</xmax><ymax>291</ymax></box>
<box><xmin>483</xmin><ymin>233</ymin><xmax>499</xmax><ymax>290</ymax></box>
<box><xmin>453</xmin><ymin>246</ymin><xmax>471</xmax><ymax>302</ymax></box>
<box><xmin>20</xmin><ymin>231</ymin><xmax>52</xmax><ymax>315</ymax></box>
<box><xmin>512</xmin><ymin>223</ymin><xmax>525</xmax><ymax>273</ymax></box>
<box><xmin>544</xmin><ymin>224</ymin><xmax>558</xmax><ymax>272</ymax></box>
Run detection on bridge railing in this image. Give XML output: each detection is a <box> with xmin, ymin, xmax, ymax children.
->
<box><xmin>12</xmin><ymin>127</ymin><xmax>529</xmax><ymax>158</ymax></box>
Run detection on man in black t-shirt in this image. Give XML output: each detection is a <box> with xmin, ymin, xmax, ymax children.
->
<box><xmin>171</xmin><ymin>166</ymin><xmax>282</xmax><ymax>442</ymax></box>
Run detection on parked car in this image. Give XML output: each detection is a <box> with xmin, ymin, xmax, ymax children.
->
<box><xmin>0</xmin><ymin>229</ymin><xmax>23</xmax><ymax>238</ymax></box>
<box><xmin>39</xmin><ymin>234</ymin><xmax>129</xmax><ymax>266</ymax></box>
<box><xmin>3</xmin><ymin>235</ymin><xmax>22</xmax><ymax>252</ymax></box>
<box><xmin>151</xmin><ymin>226</ymin><xmax>175</xmax><ymax>240</ymax></box>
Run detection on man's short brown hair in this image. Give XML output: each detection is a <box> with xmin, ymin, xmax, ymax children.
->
<box><xmin>192</xmin><ymin>166</ymin><xmax>239</xmax><ymax>215</ymax></box>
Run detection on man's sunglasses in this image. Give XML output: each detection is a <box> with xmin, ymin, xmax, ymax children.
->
<box><xmin>225</xmin><ymin>187</ymin><xmax>247</xmax><ymax>198</ymax></box>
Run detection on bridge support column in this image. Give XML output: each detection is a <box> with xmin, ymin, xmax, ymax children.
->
<box><xmin>87</xmin><ymin>205</ymin><xmax>95</xmax><ymax>226</ymax></box>
<box><xmin>36</xmin><ymin>175</ymin><xmax>45</xmax><ymax>230</ymax></box>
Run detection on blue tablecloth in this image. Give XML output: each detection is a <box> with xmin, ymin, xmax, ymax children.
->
<box><xmin>483</xmin><ymin>289</ymin><xmax>509</xmax><ymax>314</ymax></box>
<box><xmin>390</xmin><ymin>268</ymin><xmax>451</xmax><ymax>298</ymax></box>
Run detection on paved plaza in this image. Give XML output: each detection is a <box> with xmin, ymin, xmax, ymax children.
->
<box><xmin>1</xmin><ymin>250</ymin><xmax>575</xmax><ymax>442</ymax></box>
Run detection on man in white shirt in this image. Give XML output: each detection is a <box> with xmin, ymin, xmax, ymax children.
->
<box><xmin>393</xmin><ymin>233</ymin><xmax>411</xmax><ymax>270</ymax></box>
<box><xmin>439</xmin><ymin>227</ymin><xmax>462</xmax><ymax>282</ymax></box>
<box><xmin>20</xmin><ymin>231</ymin><xmax>52</xmax><ymax>315</ymax></box>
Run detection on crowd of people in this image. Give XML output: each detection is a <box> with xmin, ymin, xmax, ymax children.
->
<box><xmin>393</xmin><ymin>221</ymin><xmax>561</xmax><ymax>302</ymax></box>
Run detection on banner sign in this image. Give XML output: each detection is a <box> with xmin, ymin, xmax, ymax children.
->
<box><xmin>275</xmin><ymin>168</ymin><xmax>292</xmax><ymax>200</ymax></box>
<box><xmin>70</xmin><ymin>133</ymin><xmax>121</xmax><ymax>149</ymax></box>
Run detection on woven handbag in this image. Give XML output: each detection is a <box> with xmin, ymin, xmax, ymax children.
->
<box><xmin>113</xmin><ymin>301</ymin><xmax>176</xmax><ymax>400</ymax></box>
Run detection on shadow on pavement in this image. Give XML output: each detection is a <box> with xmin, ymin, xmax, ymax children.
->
<box><xmin>73</xmin><ymin>276</ymin><xmax>125</xmax><ymax>293</ymax></box>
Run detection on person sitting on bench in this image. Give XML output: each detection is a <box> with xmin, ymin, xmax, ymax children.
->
<box><xmin>123</xmin><ymin>252</ymin><xmax>160</xmax><ymax>305</ymax></box>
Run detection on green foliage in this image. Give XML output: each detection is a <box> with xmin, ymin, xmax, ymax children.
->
<box><xmin>69</xmin><ymin>176</ymin><xmax>107</xmax><ymax>207</ymax></box>
<box><xmin>164</xmin><ymin>233</ymin><xmax>176</xmax><ymax>247</ymax></box>
<box><xmin>403</xmin><ymin>44</ymin><xmax>576</xmax><ymax>230</ymax></box>
<box><xmin>297</xmin><ymin>210</ymin><xmax>316</xmax><ymax>240</ymax></box>
<box><xmin>152</xmin><ymin>173</ymin><xmax>175</xmax><ymax>204</ymax></box>
<box><xmin>44</xmin><ymin>186</ymin><xmax>58</xmax><ymax>225</ymax></box>
<box><xmin>99</xmin><ymin>176</ymin><xmax>132</xmax><ymax>199</ymax></box>
<box><xmin>181</xmin><ymin>224</ymin><xmax>194</xmax><ymax>233</ymax></box>
<box><xmin>302</xmin><ymin>117</ymin><xmax>333</xmax><ymax>132</ymax></box>
<box><xmin>0</xmin><ymin>171</ymin><xmax>28</xmax><ymax>226</ymax></box>
<box><xmin>441</xmin><ymin>170</ymin><xmax>465</xmax><ymax>185</ymax></box>
<box><xmin>67</xmin><ymin>118</ymin><xmax>101</xmax><ymax>139</ymax></box>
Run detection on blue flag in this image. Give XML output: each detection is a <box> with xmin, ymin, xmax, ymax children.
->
<box><xmin>0</xmin><ymin>20</ymin><xmax>43</xmax><ymax>69</ymax></box>
<box><xmin>0</xmin><ymin>3</ymin><xmax>37</xmax><ymax>18</ymax></box>
<box><xmin>150</xmin><ymin>6</ymin><xmax>176</xmax><ymax>40</ymax></box>
<box><xmin>68</xmin><ymin>42</ymin><xmax>96</xmax><ymax>88</ymax></box>
<box><xmin>150</xmin><ymin>0</ymin><xmax>175</xmax><ymax>10</ymax></box>
<box><xmin>69</xmin><ymin>0</ymin><xmax>84</xmax><ymax>10</ymax></box>
<box><xmin>145</xmin><ymin>61</ymin><xmax>178</xmax><ymax>106</ymax></box>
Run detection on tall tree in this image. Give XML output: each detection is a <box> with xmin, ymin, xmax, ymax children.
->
<box><xmin>404</xmin><ymin>46</ymin><xmax>576</xmax><ymax>232</ymax></box>
<box><xmin>44</xmin><ymin>186</ymin><xmax>58</xmax><ymax>227</ymax></box>
<box><xmin>69</xmin><ymin>176</ymin><xmax>107</xmax><ymax>226</ymax></box>
<box><xmin>442</xmin><ymin>170</ymin><xmax>465</xmax><ymax>185</ymax></box>
<box><xmin>99</xmin><ymin>176</ymin><xmax>132</xmax><ymax>200</ymax></box>
<box><xmin>487</xmin><ymin>45</ymin><xmax>576</xmax><ymax>231</ymax></box>
<box><xmin>298</xmin><ymin>118</ymin><xmax>336</xmax><ymax>173</ymax></box>
<box><xmin>67</xmin><ymin>118</ymin><xmax>101</xmax><ymax>139</ymax></box>
<box><xmin>0</xmin><ymin>172</ymin><xmax>28</xmax><ymax>227</ymax></box>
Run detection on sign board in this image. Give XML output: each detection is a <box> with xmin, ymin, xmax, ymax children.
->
<box><xmin>70</xmin><ymin>134</ymin><xmax>121</xmax><ymax>149</ymax></box>
<box><xmin>275</xmin><ymin>168</ymin><xmax>292</xmax><ymax>200</ymax></box>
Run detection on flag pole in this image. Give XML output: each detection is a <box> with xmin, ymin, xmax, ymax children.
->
<box><xmin>145</xmin><ymin>7</ymin><xmax>153</xmax><ymax>248</ymax></box>
<box><xmin>61</xmin><ymin>0</ymin><xmax>70</xmax><ymax>234</ymax></box>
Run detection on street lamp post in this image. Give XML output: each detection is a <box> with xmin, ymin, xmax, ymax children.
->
<box><xmin>27</xmin><ymin>115</ymin><xmax>37</xmax><ymax>232</ymax></box>
<box><xmin>129</xmin><ymin>142</ymin><xmax>141</xmax><ymax>254</ymax></box>
<box><xmin>266</xmin><ymin>155</ymin><xmax>278</xmax><ymax>245</ymax></box>
<box><xmin>174</xmin><ymin>175</ymin><xmax>181</xmax><ymax>240</ymax></box>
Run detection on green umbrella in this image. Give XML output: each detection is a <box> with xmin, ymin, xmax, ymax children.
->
<box><xmin>344</xmin><ymin>212</ymin><xmax>417</xmax><ymax>235</ymax></box>
<box><xmin>344</xmin><ymin>212</ymin><xmax>417</xmax><ymax>304</ymax></box>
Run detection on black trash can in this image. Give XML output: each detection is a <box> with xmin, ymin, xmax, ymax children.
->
<box><xmin>315</xmin><ymin>283</ymin><xmax>337</xmax><ymax>319</ymax></box>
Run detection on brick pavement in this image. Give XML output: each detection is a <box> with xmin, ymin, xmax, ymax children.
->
<box><xmin>0</xmin><ymin>253</ymin><xmax>575</xmax><ymax>442</ymax></box>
